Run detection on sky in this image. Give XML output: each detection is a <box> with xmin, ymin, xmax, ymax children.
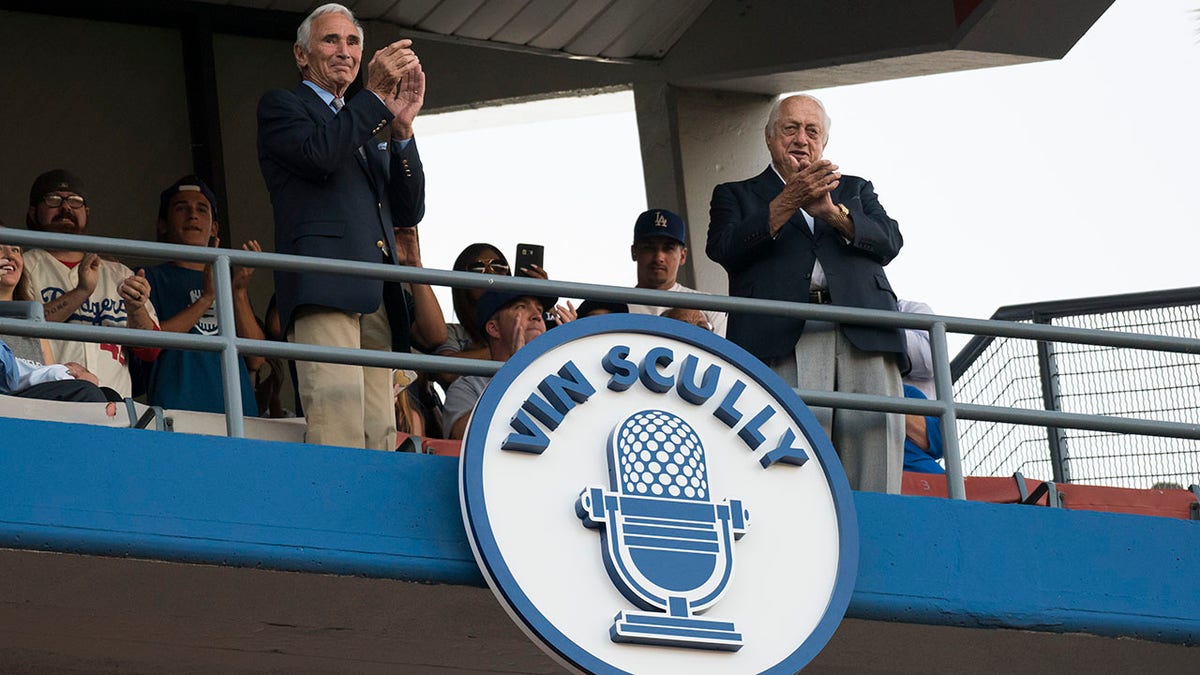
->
<box><xmin>413</xmin><ymin>0</ymin><xmax>1199</xmax><ymax>353</ymax></box>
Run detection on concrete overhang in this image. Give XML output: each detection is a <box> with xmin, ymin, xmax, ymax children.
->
<box><xmin>6</xmin><ymin>0</ymin><xmax>1115</xmax><ymax>109</ymax></box>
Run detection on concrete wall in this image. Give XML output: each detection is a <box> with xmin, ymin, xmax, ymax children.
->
<box><xmin>212</xmin><ymin>32</ymin><xmax>295</xmax><ymax>279</ymax></box>
<box><xmin>635</xmin><ymin>85</ymin><xmax>773</xmax><ymax>295</ymax></box>
<box><xmin>2</xmin><ymin>414</ymin><xmax>1197</xmax><ymax>646</ymax></box>
<box><xmin>0</xmin><ymin>10</ymin><xmax>292</xmax><ymax>318</ymax></box>
<box><xmin>0</xmin><ymin>10</ymin><xmax>191</xmax><ymax>243</ymax></box>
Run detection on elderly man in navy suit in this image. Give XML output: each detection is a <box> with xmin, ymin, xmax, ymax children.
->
<box><xmin>706</xmin><ymin>94</ymin><xmax>905</xmax><ymax>493</ymax></box>
<box><xmin>257</xmin><ymin>3</ymin><xmax>426</xmax><ymax>450</ymax></box>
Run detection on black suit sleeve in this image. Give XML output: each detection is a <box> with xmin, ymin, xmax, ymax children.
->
<box><xmin>706</xmin><ymin>181</ymin><xmax>777</xmax><ymax>275</ymax></box>
<box><xmin>841</xmin><ymin>180</ymin><xmax>902</xmax><ymax>266</ymax></box>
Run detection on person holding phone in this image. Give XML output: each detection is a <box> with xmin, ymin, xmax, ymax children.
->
<box><xmin>436</xmin><ymin>242</ymin><xmax>575</xmax><ymax>385</ymax></box>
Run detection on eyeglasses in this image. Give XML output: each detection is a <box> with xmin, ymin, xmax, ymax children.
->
<box><xmin>41</xmin><ymin>194</ymin><xmax>86</xmax><ymax>209</ymax></box>
<box><xmin>466</xmin><ymin>259</ymin><xmax>510</xmax><ymax>274</ymax></box>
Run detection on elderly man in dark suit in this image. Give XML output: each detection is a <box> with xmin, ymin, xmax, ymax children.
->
<box><xmin>257</xmin><ymin>3</ymin><xmax>426</xmax><ymax>450</ymax></box>
<box><xmin>706</xmin><ymin>94</ymin><xmax>905</xmax><ymax>493</ymax></box>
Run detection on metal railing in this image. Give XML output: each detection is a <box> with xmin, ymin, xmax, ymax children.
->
<box><xmin>3</xmin><ymin>229</ymin><xmax>1200</xmax><ymax>499</ymax></box>
<box><xmin>952</xmin><ymin>289</ymin><xmax>1200</xmax><ymax>489</ymax></box>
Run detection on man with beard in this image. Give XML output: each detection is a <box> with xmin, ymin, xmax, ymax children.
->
<box><xmin>22</xmin><ymin>169</ymin><xmax>160</xmax><ymax>399</ymax></box>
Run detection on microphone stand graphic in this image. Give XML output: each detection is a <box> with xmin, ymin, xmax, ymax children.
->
<box><xmin>576</xmin><ymin>410</ymin><xmax>750</xmax><ymax>651</ymax></box>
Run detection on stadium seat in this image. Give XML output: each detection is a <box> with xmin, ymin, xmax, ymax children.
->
<box><xmin>395</xmin><ymin>433</ymin><xmax>463</xmax><ymax>457</ymax></box>
<box><xmin>902</xmin><ymin>472</ymin><xmax>948</xmax><ymax>497</ymax></box>
<box><xmin>422</xmin><ymin>438</ymin><xmax>463</xmax><ymax>457</ymax></box>
<box><xmin>1048</xmin><ymin>482</ymin><xmax>1199</xmax><ymax>520</ymax></box>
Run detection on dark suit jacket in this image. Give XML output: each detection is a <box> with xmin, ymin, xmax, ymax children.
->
<box><xmin>257</xmin><ymin>83</ymin><xmax>425</xmax><ymax>335</ymax></box>
<box><xmin>706</xmin><ymin>166</ymin><xmax>904</xmax><ymax>363</ymax></box>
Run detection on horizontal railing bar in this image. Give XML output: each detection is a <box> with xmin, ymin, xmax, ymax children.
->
<box><xmin>0</xmin><ymin>317</ymin><xmax>502</xmax><ymax>378</ymax></box>
<box><xmin>798</xmin><ymin>390</ymin><xmax>1200</xmax><ymax>440</ymax></box>
<box><xmin>5</xmin><ymin>230</ymin><xmax>1200</xmax><ymax>355</ymax></box>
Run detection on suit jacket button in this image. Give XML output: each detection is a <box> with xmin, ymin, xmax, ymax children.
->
<box><xmin>377</xmin><ymin>240</ymin><xmax>385</xmax><ymax>250</ymax></box>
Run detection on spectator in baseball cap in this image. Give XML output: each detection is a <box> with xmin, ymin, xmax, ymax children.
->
<box><xmin>626</xmin><ymin>209</ymin><xmax>727</xmax><ymax>337</ymax></box>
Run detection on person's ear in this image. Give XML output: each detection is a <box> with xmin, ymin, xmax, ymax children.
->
<box><xmin>210</xmin><ymin>220</ymin><xmax>221</xmax><ymax>238</ymax></box>
<box><xmin>630</xmin><ymin>244</ymin><xmax>637</xmax><ymax>262</ymax></box>
<box><xmin>679</xmin><ymin>246</ymin><xmax>688</xmax><ymax>265</ymax></box>
<box><xmin>155</xmin><ymin>218</ymin><xmax>168</xmax><ymax>239</ymax></box>
<box><xmin>485</xmin><ymin>318</ymin><xmax>501</xmax><ymax>340</ymax></box>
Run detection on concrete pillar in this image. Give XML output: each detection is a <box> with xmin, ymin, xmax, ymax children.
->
<box><xmin>633</xmin><ymin>84</ymin><xmax>773</xmax><ymax>294</ymax></box>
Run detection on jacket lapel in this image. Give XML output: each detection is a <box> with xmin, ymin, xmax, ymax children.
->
<box><xmin>296</xmin><ymin>84</ymin><xmax>375</xmax><ymax>181</ymax></box>
<box><xmin>751</xmin><ymin>165</ymin><xmax>814</xmax><ymax>239</ymax></box>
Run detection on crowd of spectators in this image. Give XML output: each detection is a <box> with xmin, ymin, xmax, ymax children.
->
<box><xmin>0</xmin><ymin>3</ymin><xmax>952</xmax><ymax>486</ymax></box>
<box><xmin>0</xmin><ymin>164</ymin><xmax>723</xmax><ymax>450</ymax></box>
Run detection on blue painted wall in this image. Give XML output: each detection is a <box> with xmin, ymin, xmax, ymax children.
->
<box><xmin>1</xmin><ymin>417</ymin><xmax>1197</xmax><ymax>644</ymax></box>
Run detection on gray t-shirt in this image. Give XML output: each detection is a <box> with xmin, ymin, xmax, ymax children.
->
<box><xmin>0</xmin><ymin>333</ymin><xmax>43</xmax><ymax>364</ymax></box>
<box><xmin>442</xmin><ymin>374</ymin><xmax>491</xmax><ymax>438</ymax></box>
<box><xmin>436</xmin><ymin>323</ymin><xmax>474</xmax><ymax>355</ymax></box>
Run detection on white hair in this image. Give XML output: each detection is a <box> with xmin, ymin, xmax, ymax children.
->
<box><xmin>765</xmin><ymin>94</ymin><xmax>831</xmax><ymax>143</ymax></box>
<box><xmin>295</xmin><ymin>3</ymin><xmax>363</xmax><ymax>53</ymax></box>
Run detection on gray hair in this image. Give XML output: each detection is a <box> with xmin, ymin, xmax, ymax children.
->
<box><xmin>765</xmin><ymin>94</ymin><xmax>831</xmax><ymax>143</ymax></box>
<box><xmin>296</xmin><ymin>3</ymin><xmax>363</xmax><ymax>53</ymax></box>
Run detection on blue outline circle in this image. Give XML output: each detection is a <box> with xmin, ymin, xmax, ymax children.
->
<box><xmin>460</xmin><ymin>313</ymin><xmax>859</xmax><ymax>675</ymax></box>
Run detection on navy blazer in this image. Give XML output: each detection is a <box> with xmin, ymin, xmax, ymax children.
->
<box><xmin>257</xmin><ymin>84</ymin><xmax>425</xmax><ymax>333</ymax></box>
<box><xmin>706</xmin><ymin>167</ymin><xmax>905</xmax><ymax>363</ymax></box>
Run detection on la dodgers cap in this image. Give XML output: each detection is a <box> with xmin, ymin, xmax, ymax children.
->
<box><xmin>632</xmin><ymin>208</ymin><xmax>687</xmax><ymax>246</ymax></box>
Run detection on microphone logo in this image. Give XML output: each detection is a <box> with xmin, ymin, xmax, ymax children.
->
<box><xmin>576</xmin><ymin>409</ymin><xmax>750</xmax><ymax>651</ymax></box>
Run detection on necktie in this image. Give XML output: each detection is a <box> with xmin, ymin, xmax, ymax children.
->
<box><xmin>331</xmin><ymin>97</ymin><xmax>367</xmax><ymax>159</ymax></box>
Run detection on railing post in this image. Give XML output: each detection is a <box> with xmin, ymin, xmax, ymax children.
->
<box><xmin>1034</xmin><ymin>313</ymin><xmax>1070</xmax><ymax>483</ymax></box>
<box><xmin>212</xmin><ymin>256</ymin><xmax>245</xmax><ymax>438</ymax></box>
<box><xmin>930</xmin><ymin>322</ymin><xmax>965</xmax><ymax>500</ymax></box>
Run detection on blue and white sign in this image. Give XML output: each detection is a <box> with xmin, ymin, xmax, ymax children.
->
<box><xmin>460</xmin><ymin>314</ymin><xmax>858</xmax><ymax>674</ymax></box>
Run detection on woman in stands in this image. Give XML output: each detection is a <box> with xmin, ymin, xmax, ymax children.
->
<box><xmin>0</xmin><ymin>225</ymin><xmax>116</xmax><ymax>402</ymax></box>
<box><xmin>436</xmin><ymin>243</ymin><xmax>578</xmax><ymax>372</ymax></box>
<box><xmin>437</xmin><ymin>243</ymin><xmax>512</xmax><ymax>367</ymax></box>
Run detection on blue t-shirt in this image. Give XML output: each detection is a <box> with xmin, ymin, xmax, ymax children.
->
<box><xmin>142</xmin><ymin>264</ymin><xmax>257</xmax><ymax>417</ymax></box>
<box><xmin>903</xmin><ymin>384</ymin><xmax>945</xmax><ymax>474</ymax></box>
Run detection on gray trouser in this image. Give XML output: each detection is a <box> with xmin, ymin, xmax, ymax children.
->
<box><xmin>767</xmin><ymin>320</ymin><xmax>903</xmax><ymax>494</ymax></box>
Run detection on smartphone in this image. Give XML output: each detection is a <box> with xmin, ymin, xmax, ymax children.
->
<box><xmin>515</xmin><ymin>243</ymin><xmax>544</xmax><ymax>274</ymax></box>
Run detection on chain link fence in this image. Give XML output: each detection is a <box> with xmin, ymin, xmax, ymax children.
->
<box><xmin>951</xmin><ymin>290</ymin><xmax>1200</xmax><ymax>489</ymax></box>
